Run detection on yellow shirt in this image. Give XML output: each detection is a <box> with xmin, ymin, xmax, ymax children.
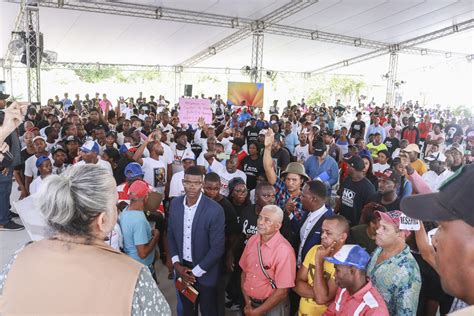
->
<box><xmin>298</xmin><ymin>245</ymin><xmax>336</xmax><ymax>316</ymax></box>
<box><xmin>411</xmin><ymin>159</ymin><xmax>427</xmax><ymax>175</ymax></box>
<box><xmin>367</xmin><ymin>142</ymin><xmax>388</xmax><ymax>158</ymax></box>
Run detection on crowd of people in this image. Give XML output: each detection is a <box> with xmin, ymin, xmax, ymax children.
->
<box><xmin>0</xmin><ymin>83</ymin><xmax>473</xmax><ymax>316</ymax></box>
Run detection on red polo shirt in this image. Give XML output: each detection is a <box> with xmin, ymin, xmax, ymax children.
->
<box><xmin>239</xmin><ymin>232</ymin><xmax>296</xmax><ymax>300</ymax></box>
<box><xmin>324</xmin><ymin>280</ymin><xmax>389</xmax><ymax>316</ymax></box>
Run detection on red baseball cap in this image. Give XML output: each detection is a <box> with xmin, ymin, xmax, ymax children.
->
<box><xmin>128</xmin><ymin>180</ymin><xmax>150</xmax><ymax>199</ymax></box>
<box><xmin>376</xmin><ymin>211</ymin><xmax>411</xmax><ymax>237</ymax></box>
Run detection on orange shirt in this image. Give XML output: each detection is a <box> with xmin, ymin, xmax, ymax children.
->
<box><xmin>239</xmin><ymin>232</ymin><xmax>296</xmax><ymax>300</ymax></box>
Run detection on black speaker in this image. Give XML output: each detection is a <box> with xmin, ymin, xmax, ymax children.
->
<box><xmin>184</xmin><ymin>84</ymin><xmax>193</xmax><ymax>97</ymax></box>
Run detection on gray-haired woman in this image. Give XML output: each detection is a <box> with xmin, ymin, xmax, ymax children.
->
<box><xmin>0</xmin><ymin>164</ymin><xmax>171</xmax><ymax>315</ymax></box>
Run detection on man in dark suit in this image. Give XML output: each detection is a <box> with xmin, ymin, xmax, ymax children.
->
<box><xmin>291</xmin><ymin>180</ymin><xmax>333</xmax><ymax>314</ymax></box>
<box><xmin>167</xmin><ymin>166</ymin><xmax>225</xmax><ymax>316</ymax></box>
<box><xmin>297</xmin><ymin>180</ymin><xmax>334</xmax><ymax>267</ymax></box>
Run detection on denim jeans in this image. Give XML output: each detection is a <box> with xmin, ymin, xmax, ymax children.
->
<box><xmin>0</xmin><ymin>168</ymin><xmax>13</xmax><ymax>225</ymax></box>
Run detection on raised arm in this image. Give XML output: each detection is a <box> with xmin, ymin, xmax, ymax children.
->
<box><xmin>263</xmin><ymin>129</ymin><xmax>277</xmax><ymax>185</ymax></box>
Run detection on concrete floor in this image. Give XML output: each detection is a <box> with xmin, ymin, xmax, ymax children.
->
<box><xmin>1</xmin><ymin>182</ymin><xmax>240</xmax><ymax>316</ymax></box>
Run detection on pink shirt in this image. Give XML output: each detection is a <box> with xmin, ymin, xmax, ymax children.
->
<box><xmin>239</xmin><ymin>232</ymin><xmax>296</xmax><ymax>300</ymax></box>
<box><xmin>324</xmin><ymin>280</ymin><xmax>389</xmax><ymax>316</ymax></box>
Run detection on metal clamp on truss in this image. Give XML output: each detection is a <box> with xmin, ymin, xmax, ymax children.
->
<box><xmin>155</xmin><ymin>7</ymin><xmax>163</xmax><ymax>19</ymax></box>
<box><xmin>251</xmin><ymin>20</ymin><xmax>265</xmax><ymax>31</ymax></box>
<box><xmin>388</xmin><ymin>44</ymin><xmax>400</xmax><ymax>53</ymax></box>
<box><xmin>310</xmin><ymin>31</ymin><xmax>319</xmax><ymax>40</ymax></box>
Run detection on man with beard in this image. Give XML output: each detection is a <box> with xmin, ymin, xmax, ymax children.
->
<box><xmin>367</xmin><ymin>168</ymin><xmax>401</xmax><ymax>212</ymax></box>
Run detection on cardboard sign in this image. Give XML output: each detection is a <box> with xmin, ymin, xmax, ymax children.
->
<box><xmin>179</xmin><ymin>98</ymin><xmax>212</xmax><ymax>124</ymax></box>
<box><xmin>399</xmin><ymin>214</ymin><xmax>421</xmax><ymax>231</ymax></box>
<box><xmin>13</xmin><ymin>195</ymin><xmax>48</xmax><ymax>241</ymax></box>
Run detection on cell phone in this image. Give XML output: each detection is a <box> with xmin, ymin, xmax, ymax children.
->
<box><xmin>217</xmin><ymin>153</ymin><xmax>230</xmax><ymax>160</ymax></box>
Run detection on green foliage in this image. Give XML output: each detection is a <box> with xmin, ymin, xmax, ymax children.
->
<box><xmin>452</xmin><ymin>105</ymin><xmax>472</xmax><ymax>117</ymax></box>
<box><xmin>306</xmin><ymin>75</ymin><xmax>366</xmax><ymax>105</ymax></box>
<box><xmin>73</xmin><ymin>68</ymin><xmax>117</xmax><ymax>83</ymax></box>
<box><xmin>72</xmin><ymin>67</ymin><xmax>160</xmax><ymax>84</ymax></box>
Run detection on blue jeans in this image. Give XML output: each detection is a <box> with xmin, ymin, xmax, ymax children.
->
<box><xmin>0</xmin><ymin>169</ymin><xmax>13</xmax><ymax>225</ymax></box>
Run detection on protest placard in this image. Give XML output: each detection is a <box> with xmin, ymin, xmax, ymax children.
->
<box><xmin>399</xmin><ymin>213</ymin><xmax>421</xmax><ymax>231</ymax></box>
<box><xmin>179</xmin><ymin>98</ymin><xmax>212</xmax><ymax>124</ymax></box>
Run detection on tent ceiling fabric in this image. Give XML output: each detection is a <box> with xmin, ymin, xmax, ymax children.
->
<box><xmin>0</xmin><ymin>0</ymin><xmax>472</xmax><ymax>72</ymax></box>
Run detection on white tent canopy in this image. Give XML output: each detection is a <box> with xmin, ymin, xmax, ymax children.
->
<box><xmin>1</xmin><ymin>0</ymin><xmax>472</xmax><ymax>71</ymax></box>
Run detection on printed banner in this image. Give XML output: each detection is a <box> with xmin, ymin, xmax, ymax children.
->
<box><xmin>179</xmin><ymin>98</ymin><xmax>212</xmax><ymax>124</ymax></box>
<box><xmin>227</xmin><ymin>82</ymin><xmax>264</xmax><ymax>107</ymax></box>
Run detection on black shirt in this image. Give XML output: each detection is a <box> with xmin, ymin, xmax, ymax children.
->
<box><xmin>14</xmin><ymin>148</ymin><xmax>35</xmax><ymax>172</ymax></box>
<box><xmin>243</xmin><ymin>126</ymin><xmax>260</xmax><ymax>144</ymax></box>
<box><xmin>368</xmin><ymin>192</ymin><xmax>401</xmax><ymax>212</ymax></box>
<box><xmin>217</xmin><ymin>197</ymin><xmax>240</xmax><ymax>237</ymax></box>
<box><xmin>115</xmin><ymin>157</ymin><xmax>135</xmax><ymax>185</ymax></box>
<box><xmin>84</xmin><ymin>121</ymin><xmax>110</xmax><ymax>135</ymax></box>
<box><xmin>383</xmin><ymin>136</ymin><xmax>400</xmax><ymax>156</ymax></box>
<box><xmin>339</xmin><ymin>177</ymin><xmax>376</xmax><ymax>226</ymax></box>
<box><xmin>350</xmin><ymin>120</ymin><xmax>366</xmax><ymax>138</ymax></box>
<box><xmin>238</xmin><ymin>204</ymin><xmax>292</xmax><ymax>248</ymax></box>
<box><xmin>242</xmin><ymin>155</ymin><xmax>264</xmax><ymax>190</ymax></box>
<box><xmin>272</xmin><ymin>147</ymin><xmax>291</xmax><ymax>177</ymax></box>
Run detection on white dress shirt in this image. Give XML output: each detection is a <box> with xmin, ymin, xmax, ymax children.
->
<box><xmin>297</xmin><ymin>205</ymin><xmax>328</xmax><ymax>266</ymax></box>
<box><xmin>171</xmin><ymin>193</ymin><xmax>206</xmax><ymax>277</ymax></box>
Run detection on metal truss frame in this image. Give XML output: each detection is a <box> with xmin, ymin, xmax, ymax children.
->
<box><xmin>9</xmin><ymin>0</ymin><xmax>464</xmax><ymax>63</ymax></box>
<box><xmin>311</xmin><ymin>19</ymin><xmax>474</xmax><ymax>75</ymax></box>
<box><xmin>179</xmin><ymin>0</ymin><xmax>318</xmax><ymax>67</ymax></box>
<box><xmin>250</xmin><ymin>31</ymin><xmax>264</xmax><ymax>83</ymax></box>
<box><xmin>24</xmin><ymin>3</ymin><xmax>42</xmax><ymax>103</ymax></box>
<box><xmin>385</xmin><ymin>53</ymin><xmax>398</xmax><ymax>106</ymax></box>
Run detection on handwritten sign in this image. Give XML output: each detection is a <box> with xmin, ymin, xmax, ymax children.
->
<box><xmin>179</xmin><ymin>98</ymin><xmax>212</xmax><ymax>124</ymax></box>
<box><xmin>399</xmin><ymin>214</ymin><xmax>421</xmax><ymax>231</ymax></box>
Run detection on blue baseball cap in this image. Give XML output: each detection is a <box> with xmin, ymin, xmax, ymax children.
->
<box><xmin>35</xmin><ymin>156</ymin><xmax>51</xmax><ymax>168</ymax></box>
<box><xmin>124</xmin><ymin>162</ymin><xmax>144</xmax><ymax>179</ymax></box>
<box><xmin>119</xmin><ymin>142</ymin><xmax>138</xmax><ymax>154</ymax></box>
<box><xmin>324</xmin><ymin>245</ymin><xmax>370</xmax><ymax>270</ymax></box>
<box><xmin>80</xmin><ymin>140</ymin><xmax>100</xmax><ymax>154</ymax></box>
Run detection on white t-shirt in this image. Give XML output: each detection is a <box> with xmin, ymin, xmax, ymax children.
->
<box><xmin>294</xmin><ymin>144</ymin><xmax>310</xmax><ymax>163</ymax></box>
<box><xmin>196</xmin><ymin>151</ymin><xmax>210</xmax><ymax>170</ymax></box>
<box><xmin>169</xmin><ymin>142</ymin><xmax>193</xmax><ymax>174</ymax></box>
<box><xmin>372</xmin><ymin>163</ymin><xmax>390</xmax><ymax>173</ymax></box>
<box><xmin>141</xmin><ymin>157</ymin><xmax>167</xmax><ymax>194</ymax></box>
<box><xmin>169</xmin><ymin>171</ymin><xmax>185</xmax><ymax>198</ymax></box>
<box><xmin>210</xmin><ymin>159</ymin><xmax>247</xmax><ymax>197</ymax></box>
<box><xmin>107</xmin><ymin>223</ymin><xmax>123</xmax><ymax>251</ymax></box>
<box><xmin>422</xmin><ymin>169</ymin><xmax>453</xmax><ymax>192</ymax></box>
<box><xmin>220</xmin><ymin>137</ymin><xmax>234</xmax><ymax>154</ymax></box>
<box><xmin>75</xmin><ymin>158</ymin><xmax>113</xmax><ymax>175</ymax></box>
<box><xmin>159</xmin><ymin>143</ymin><xmax>174</xmax><ymax>168</ymax></box>
<box><xmin>29</xmin><ymin>176</ymin><xmax>45</xmax><ymax>195</ymax></box>
<box><xmin>122</xmin><ymin>107</ymin><xmax>133</xmax><ymax>120</ymax></box>
<box><xmin>24</xmin><ymin>154</ymin><xmax>53</xmax><ymax>179</ymax></box>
